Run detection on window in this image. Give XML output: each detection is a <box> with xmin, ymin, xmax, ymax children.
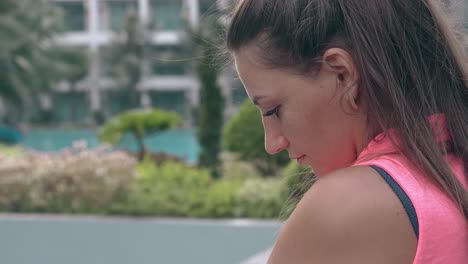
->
<box><xmin>149</xmin><ymin>0</ymin><xmax>183</xmax><ymax>30</ymax></box>
<box><xmin>99</xmin><ymin>48</ymin><xmax>114</xmax><ymax>77</ymax></box>
<box><xmin>152</xmin><ymin>61</ymin><xmax>186</xmax><ymax>75</ymax></box>
<box><xmin>151</xmin><ymin>46</ymin><xmax>188</xmax><ymax>75</ymax></box>
<box><xmin>101</xmin><ymin>90</ymin><xmax>135</xmax><ymax>116</ymax></box>
<box><xmin>55</xmin><ymin>2</ymin><xmax>86</xmax><ymax>31</ymax></box>
<box><xmin>109</xmin><ymin>1</ymin><xmax>137</xmax><ymax>32</ymax></box>
<box><xmin>52</xmin><ymin>92</ymin><xmax>90</xmax><ymax>124</ymax></box>
<box><xmin>150</xmin><ymin>91</ymin><xmax>186</xmax><ymax>117</ymax></box>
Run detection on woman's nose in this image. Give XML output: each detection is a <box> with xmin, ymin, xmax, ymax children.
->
<box><xmin>265</xmin><ymin>133</ymin><xmax>289</xmax><ymax>155</ymax></box>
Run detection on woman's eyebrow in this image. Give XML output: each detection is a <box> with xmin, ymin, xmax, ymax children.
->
<box><xmin>253</xmin><ymin>96</ymin><xmax>266</xmax><ymax>106</ymax></box>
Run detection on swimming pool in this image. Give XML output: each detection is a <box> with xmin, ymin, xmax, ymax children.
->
<box><xmin>20</xmin><ymin>128</ymin><xmax>201</xmax><ymax>163</ymax></box>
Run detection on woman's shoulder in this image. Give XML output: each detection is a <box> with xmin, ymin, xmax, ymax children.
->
<box><xmin>268</xmin><ymin>166</ymin><xmax>417</xmax><ymax>264</ymax></box>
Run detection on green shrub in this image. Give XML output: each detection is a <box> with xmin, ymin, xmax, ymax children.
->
<box><xmin>220</xmin><ymin>152</ymin><xmax>261</xmax><ymax>181</ymax></box>
<box><xmin>282</xmin><ymin>161</ymin><xmax>316</xmax><ymax>199</ymax></box>
<box><xmin>235</xmin><ymin>178</ymin><xmax>287</xmax><ymax>219</ymax></box>
<box><xmin>98</xmin><ymin>109</ymin><xmax>182</xmax><ymax>160</ymax></box>
<box><xmin>194</xmin><ymin>180</ymin><xmax>242</xmax><ymax>218</ymax></box>
<box><xmin>279</xmin><ymin>161</ymin><xmax>316</xmax><ymax>219</ymax></box>
<box><xmin>123</xmin><ymin>160</ymin><xmax>212</xmax><ymax>216</ymax></box>
<box><xmin>223</xmin><ymin>99</ymin><xmax>289</xmax><ymax>176</ymax></box>
<box><xmin>0</xmin><ymin>144</ymin><xmax>22</xmax><ymax>157</ymax></box>
<box><xmin>122</xmin><ymin>158</ymin><xmax>287</xmax><ymax>219</ymax></box>
<box><xmin>196</xmin><ymin>31</ymin><xmax>225</xmax><ymax>176</ymax></box>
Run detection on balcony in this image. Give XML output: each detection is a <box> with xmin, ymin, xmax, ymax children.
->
<box><xmin>54</xmin><ymin>30</ymin><xmax>182</xmax><ymax>47</ymax></box>
<box><xmin>52</xmin><ymin>0</ymin><xmax>185</xmax><ymax>46</ymax></box>
<box><xmin>139</xmin><ymin>76</ymin><xmax>198</xmax><ymax>91</ymax></box>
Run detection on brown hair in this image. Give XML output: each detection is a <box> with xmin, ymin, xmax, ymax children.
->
<box><xmin>226</xmin><ymin>0</ymin><xmax>468</xmax><ymax>217</ymax></box>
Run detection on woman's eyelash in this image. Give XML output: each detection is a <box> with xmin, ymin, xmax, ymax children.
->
<box><xmin>263</xmin><ymin>106</ymin><xmax>281</xmax><ymax>117</ymax></box>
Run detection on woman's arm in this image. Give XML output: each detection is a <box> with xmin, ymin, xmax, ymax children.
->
<box><xmin>268</xmin><ymin>166</ymin><xmax>417</xmax><ymax>264</ymax></box>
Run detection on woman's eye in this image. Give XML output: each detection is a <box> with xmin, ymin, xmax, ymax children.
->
<box><xmin>263</xmin><ymin>106</ymin><xmax>281</xmax><ymax>118</ymax></box>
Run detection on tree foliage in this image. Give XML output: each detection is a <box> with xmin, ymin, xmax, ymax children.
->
<box><xmin>196</xmin><ymin>19</ymin><xmax>225</xmax><ymax>177</ymax></box>
<box><xmin>105</xmin><ymin>12</ymin><xmax>149</xmax><ymax>109</ymax></box>
<box><xmin>98</xmin><ymin>109</ymin><xmax>182</xmax><ymax>160</ymax></box>
<box><xmin>0</xmin><ymin>0</ymin><xmax>87</xmax><ymax>121</ymax></box>
<box><xmin>223</xmin><ymin>99</ymin><xmax>290</xmax><ymax>175</ymax></box>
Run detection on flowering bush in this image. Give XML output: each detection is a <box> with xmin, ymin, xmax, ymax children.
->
<box><xmin>0</xmin><ymin>144</ymin><xmax>314</xmax><ymax>219</ymax></box>
<box><xmin>0</xmin><ymin>143</ymin><xmax>137</xmax><ymax>213</ymax></box>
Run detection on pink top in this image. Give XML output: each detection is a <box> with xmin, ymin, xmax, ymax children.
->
<box><xmin>353</xmin><ymin>115</ymin><xmax>467</xmax><ymax>264</ymax></box>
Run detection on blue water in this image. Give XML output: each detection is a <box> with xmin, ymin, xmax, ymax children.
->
<box><xmin>20</xmin><ymin>128</ymin><xmax>200</xmax><ymax>163</ymax></box>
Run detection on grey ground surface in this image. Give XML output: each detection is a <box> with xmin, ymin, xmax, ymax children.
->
<box><xmin>0</xmin><ymin>214</ymin><xmax>281</xmax><ymax>264</ymax></box>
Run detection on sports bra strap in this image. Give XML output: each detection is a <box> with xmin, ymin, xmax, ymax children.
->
<box><xmin>370</xmin><ymin>165</ymin><xmax>419</xmax><ymax>239</ymax></box>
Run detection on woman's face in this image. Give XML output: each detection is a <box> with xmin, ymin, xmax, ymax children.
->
<box><xmin>234</xmin><ymin>45</ymin><xmax>367</xmax><ymax>176</ymax></box>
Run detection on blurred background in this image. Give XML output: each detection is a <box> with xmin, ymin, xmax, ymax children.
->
<box><xmin>0</xmin><ymin>0</ymin><xmax>466</xmax><ymax>263</ymax></box>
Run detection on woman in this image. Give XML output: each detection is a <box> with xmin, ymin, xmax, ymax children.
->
<box><xmin>226</xmin><ymin>0</ymin><xmax>467</xmax><ymax>263</ymax></box>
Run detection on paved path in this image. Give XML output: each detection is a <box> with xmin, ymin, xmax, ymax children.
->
<box><xmin>0</xmin><ymin>214</ymin><xmax>281</xmax><ymax>264</ymax></box>
<box><xmin>240</xmin><ymin>248</ymin><xmax>273</xmax><ymax>264</ymax></box>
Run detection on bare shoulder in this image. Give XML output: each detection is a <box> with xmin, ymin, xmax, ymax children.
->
<box><xmin>268</xmin><ymin>166</ymin><xmax>417</xmax><ymax>264</ymax></box>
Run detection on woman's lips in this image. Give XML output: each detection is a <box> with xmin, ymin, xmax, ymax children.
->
<box><xmin>296</xmin><ymin>155</ymin><xmax>306</xmax><ymax>164</ymax></box>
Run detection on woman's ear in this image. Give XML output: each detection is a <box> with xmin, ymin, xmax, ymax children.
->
<box><xmin>322</xmin><ymin>48</ymin><xmax>360</xmax><ymax>111</ymax></box>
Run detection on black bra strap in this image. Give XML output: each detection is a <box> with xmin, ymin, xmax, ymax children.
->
<box><xmin>370</xmin><ymin>165</ymin><xmax>419</xmax><ymax>239</ymax></box>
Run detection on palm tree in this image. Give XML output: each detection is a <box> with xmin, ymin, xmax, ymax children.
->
<box><xmin>0</xmin><ymin>0</ymin><xmax>86</xmax><ymax>122</ymax></box>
